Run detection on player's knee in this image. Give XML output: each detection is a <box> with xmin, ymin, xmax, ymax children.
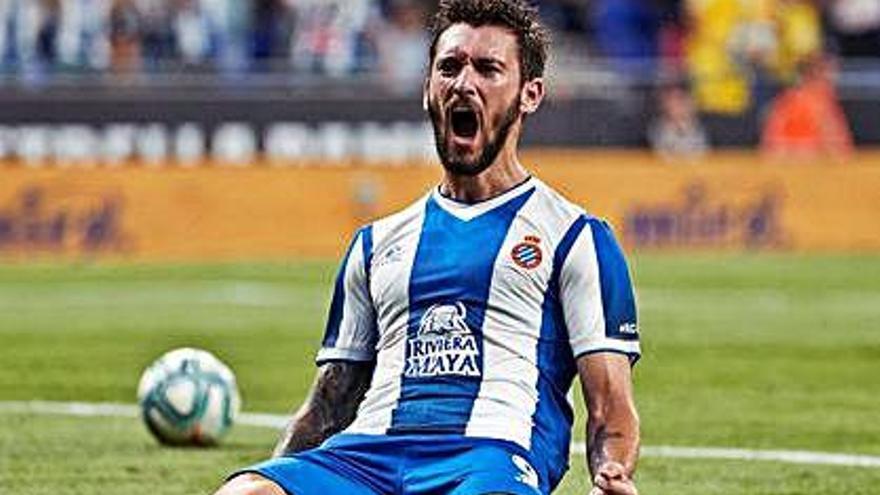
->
<box><xmin>213</xmin><ymin>473</ymin><xmax>288</xmax><ymax>495</ymax></box>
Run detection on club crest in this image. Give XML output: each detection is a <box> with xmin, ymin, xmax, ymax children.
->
<box><xmin>511</xmin><ymin>236</ymin><xmax>543</xmax><ymax>270</ymax></box>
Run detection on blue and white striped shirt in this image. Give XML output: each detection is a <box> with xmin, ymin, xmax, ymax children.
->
<box><xmin>316</xmin><ymin>177</ymin><xmax>640</xmax><ymax>485</ymax></box>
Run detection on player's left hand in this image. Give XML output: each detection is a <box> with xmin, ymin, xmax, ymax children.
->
<box><xmin>587</xmin><ymin>461</ymin><xmax>638</xmax><ymax>495</ymax></box>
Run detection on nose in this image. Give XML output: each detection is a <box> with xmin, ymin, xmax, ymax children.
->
<box><xmin>451</xmin><ymin>64</ymin><xmax>477</xmax><ymax>98</ymax></box>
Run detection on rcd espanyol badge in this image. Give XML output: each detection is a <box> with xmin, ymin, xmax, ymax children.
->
<box><xmin>511</xmin><ymin>235</ymin><xmax>543</xmax><ymax>269</ymax></box>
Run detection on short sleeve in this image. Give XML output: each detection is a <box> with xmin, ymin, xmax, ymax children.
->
<box><xmin>559</xmin><ymin>218</ymin><xmax>640</xmax><ymax>363</ymax></box>
<box><xmin>315</xmin><ymin>226</ymin><xmax>379</xmax><ymax>365</ymax></box>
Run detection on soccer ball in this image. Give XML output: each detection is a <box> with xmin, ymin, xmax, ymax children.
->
<box><xmin>137</xmin><ymin>347</ymin><xmax>241</xmax><ymax>446</ymax></box>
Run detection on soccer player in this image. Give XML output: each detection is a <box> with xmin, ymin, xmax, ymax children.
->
<box><xmin>215</xmin><ymin>1</ymin><xmax>640</xmax><ymax>494</ymax></box>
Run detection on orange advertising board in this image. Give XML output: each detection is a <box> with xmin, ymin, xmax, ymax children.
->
<box><xmin>0</xmin><ymin>151</ymin><xmax>878</xmax><ymax>261</ymax></box>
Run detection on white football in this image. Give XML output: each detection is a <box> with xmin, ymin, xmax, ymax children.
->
<box><xmin>137</xmin><ymin>347</ymin><xmax>241</xmax><ymax>446</ymax></box>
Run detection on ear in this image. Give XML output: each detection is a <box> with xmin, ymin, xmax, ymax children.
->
<box><xmin>519</xmin><ymin>77</ymin><xmax>545</xmax><ymax>115</ymax></box>
<box><xmin>422</xmin><ymin>77</ymin><xmax>430</xmax><ymax>112</ymax></box>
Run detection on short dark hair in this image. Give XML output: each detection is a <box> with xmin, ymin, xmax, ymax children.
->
<box><xmin>428</xmin><ymin>0</ymin><xmax>550</xmax><ymax>82</ymax></box>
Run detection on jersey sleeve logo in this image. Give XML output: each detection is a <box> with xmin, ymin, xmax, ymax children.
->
<box><xmin>374</xmin><ymin>244</ymin><xmax>404</xmax><ymax>269</ymax></box>
<box><xmin>618</xmin><ymin>322</ymin><xmax>639</xmax><ymax>336</ymax></box>
<box><xmin>511</xmin><ymin>235</ymin><xmax>543</xmax><ymax>270</ymax></box>
<box><xmin>511</xmin><ymin>454</ymin><xmax>540</xmax><ymax>489</ymax></box>
<box><xmin>404</xmin><ymin>303</ymin><xmax>480</xmax><ymax>378</ymax></box>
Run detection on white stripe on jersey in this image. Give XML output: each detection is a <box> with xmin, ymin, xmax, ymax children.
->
<box><xmin>465</xmin><ymin>183</ymin><xmax>578</xmax><ymax>448</ymax></box>
<box><xmin>334</xmin><ymin>234</ymin><xmax>371</xmax><ymax>356</ymax></box>
<box><xmin>346</xmin><ymin>200</ymin><xmax>426</xmax><ymax>434</ymax></box>
<box><xmin>562</xmin><ymin>223</ymin><xmax>641</xmax><ymax>357</ymax></box>
<box><xmin>315</xmin><ymin>232</ymin><xmax>375</xmax><ymax>363</ymax></box>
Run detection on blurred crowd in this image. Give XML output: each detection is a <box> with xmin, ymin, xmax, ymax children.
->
<box><xmin>3</xmin><ymin>1</ymin><xmax>877</xmax><ymax>81</ymax></box>
<box><xmin>635</xmin><ymin>0</ymin><xmax>877</xmax><ymax>160</ymax></box>
<box><xmin>0</xmin><ymin>0</ymin><xmax>877</xmax><ymax>158</ymax></box>
<box><xmin>0</xmin><ymin>0</ymin><xmax>434</xmax><ymax>85</ymax></box>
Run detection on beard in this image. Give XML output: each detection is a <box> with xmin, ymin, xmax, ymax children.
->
<box><xmin>428</xmin><ymin>94</ymin><xmax>521</xmax><ymax>177</ymax></box>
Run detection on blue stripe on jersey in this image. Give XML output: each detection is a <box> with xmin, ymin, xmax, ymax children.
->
<box><xmin>321</xmin><ymin>227</ymin><xmax>368</xmax><ymax>349</ymax></box>
<box><xmin>530</xmin><ymin>215</ymin><xmax>587</xmax><ymax>489</ymax></box>
<box><xmin>361</xmin><ymin>225</ymin><xmax>374</xmax><ymax>290</ymax></box>
<box><xmin>388</xmin><ymin>190</ymin><xmax>534</xmax><ymax>434</ymax></box>
<box><xmin>587</xmin><ymin>219</ymin><xmax>638</xmax><ymax>341</ymax></box>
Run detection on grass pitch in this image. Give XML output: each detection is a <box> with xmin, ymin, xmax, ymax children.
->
<box><xmin>0</xmin><ymin>255</ymin><xmax>879</xmax><ymax>494</ymax></box>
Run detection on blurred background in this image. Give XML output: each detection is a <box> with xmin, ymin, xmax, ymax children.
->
<box><xmin>0</xmin><ymin>0</ymin><xmax>877</xmax><ymax>258</ymax></box>
<box><xmin>0</xmin><ymin>0</ymin><xmax>877</xmax><ymax>160</ymax></box>
<box><xmin>1</xmin><ymin>2</ymin><xmax>879</xmax><ymax>494</ymax></box>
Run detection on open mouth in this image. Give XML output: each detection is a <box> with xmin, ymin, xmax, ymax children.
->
<box><xmin>450</xmin><ymin>106</ymin><xmax>479</xmax><ymax>139</ymax></box>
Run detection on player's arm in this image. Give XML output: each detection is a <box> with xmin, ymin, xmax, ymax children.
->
<box><xmin>274</xmin><ymin>226</ymin><xmax>378</xmax><ymax>457</ymax></box>
<box><xmin>579</xmin><ymin>352</ymin><xmax>639</xmax><ymax>495</ymax></box>
<box><xmin>272</xmin><ymin>360</ymin><xmax>374</xmax><ymax>456</ymax></box>
<box><xmin>557</xmin><ymin>217</ymin><xmax>641</xmax><ymax>495</ymax></box>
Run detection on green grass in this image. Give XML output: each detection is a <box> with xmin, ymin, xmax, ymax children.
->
<box><xmin>1</xmin><ymin>254</ymin><xmax>879</xmax><ymax>494</ymax></box>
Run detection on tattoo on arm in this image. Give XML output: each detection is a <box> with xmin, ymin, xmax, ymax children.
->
<box><xmin>587</xmin><ymin>423</ymin><xmax>626</xmax><ymax>476</ymax></box>
<box><xmin>579</xmin><ymin>354</ymin><xmax>640</xmax><ymax>479</ymax></box>
<box><xmin>272</xmin><ymin>361</ymin><xmax>375</xmax><ymax>457</ymax></box>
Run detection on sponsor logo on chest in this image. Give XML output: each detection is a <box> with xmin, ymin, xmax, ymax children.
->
<box><xmin>404</xmin><ymin>302</ymin><xmax>480</xmax><ymax>378</ymax></box>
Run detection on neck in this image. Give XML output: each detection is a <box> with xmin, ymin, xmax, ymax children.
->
<box><xmin>439</xmin><ymin>138</ymin><xmax>528</xmax><ymax>203</ymax></box>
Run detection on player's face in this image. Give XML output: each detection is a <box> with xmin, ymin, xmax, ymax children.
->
<box><xmin>426</xmin><ymin>24</ymin><xmax>524</xmax><ymax>176</ymax></box>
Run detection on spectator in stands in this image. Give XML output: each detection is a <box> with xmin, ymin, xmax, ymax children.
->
<box><xmin>657</xmin><ymin>0</ymin><xmax>687</xmax><ymax>77</ymax></box>
<box><xmin>0</xmin><ymin>1</ymin><xmax>12</xmax><ymax>67</ymax></box>
<box><xmin>373</xmin><ymin>0</ymin><xmax>428</xmax><ymax>92</ymax></box>
<box><xmin>747</xmin><ymin>0</ymin><xmax>822</xmax><ymax>118</ymax></box>
<box><xmin>36</xmin><ymin>0</ymin><xmax>61</xmax><ymax>66</ymax></box>
<box><xmin>825</xmin><ymin>0</ymin><xmax>880</xmax><ymax>58</ymax></box>
<box><xmin>593</xmin><ymin>0</ymin><xmax>663</xmax><ymax>79</ymax></box>
<box><xmin>291</xmin><ymin>1</ymin><xmax>337</xmax><ymax>73</ymax></box>
<box><xmin>3</xmin><ymin>0</ymin><xmax>59</xmax><ymax>77</ymax></box>
<box><xmin>250</xmin><ymin>0</ymin><xmax>293</xmax><ymax>70</ymax></box>
<box><xmin>686</xmin><ymin>0</ymin><xmax>778</xmax><ymax>116</ymax></box>
<box><xmin>539</xmin><ymin>0</ymin><xmax>589</xmax><ymax>36</ymax></box>
<box><xmin>53</xmin><ymin>0</ymin><xmax>111</xmax><ymax>70</ymax></box>
<box><xmin>761</xmin><ymin>54</ymin><xmax>854</xmax><ymax>161</ymax></box>
<box><xmin>203</xmin><ymin>0</ymin><xmax>250</xmax><ymax>73</ymax></box>
<box><xmin>109</xmin><ymin>0</ymin><xmax>142</xmax><ymax>72</ymax></box>
<box><xmin>683</xmin><ymin>0</ymin><xmax>746</xmax><ymax>149</ymax></box>
<box><xmin>648</xmin><ymin>80</ymin><xmax>709</xmax><ymax>161</ymax></box>
<box><xmin>172</xmin><ymin>0</ymin><xmax>214</xmax><ymax>66</ymax></box>
<box><xmin>290</xmin><ymin>0</ymin><xmax>374</xmax><ymax>76</ymax></box>
<box><xmin>774</xmin><ymin>0</ymin><xmax>822</xmax><ymax>83</ymax></box>
<box><xmin>137</xmin><ymin>0</ymin><xmax>175</xmax><ymax>71</ymax></box>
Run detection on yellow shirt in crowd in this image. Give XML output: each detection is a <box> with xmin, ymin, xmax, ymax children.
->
<box><xmin>686</xmin><ymin>0</ymin><xmax>820</xmax><ymax>115</ymax></box>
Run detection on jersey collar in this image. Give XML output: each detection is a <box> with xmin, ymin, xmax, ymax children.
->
<box><xmin>431</xmin><ymin>176</ymin><xmax>536</xmax><ymax>221</ymax></box>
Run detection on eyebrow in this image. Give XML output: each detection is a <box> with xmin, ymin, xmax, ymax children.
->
<box><xmin>475</xmin><ymin>57</ymin><xmax>506</xmax><ymax>69</ymax></box>
<box><xmin>435</xmin><ymin>52</ymin><xmax>507</xmax><ymax>68</ymax></box>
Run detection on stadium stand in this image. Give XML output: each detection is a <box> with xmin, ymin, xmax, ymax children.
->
<box><xmin>0</xmin><ymin>0</ymin><xmax>877</xmax><ymax>162</ymax></box>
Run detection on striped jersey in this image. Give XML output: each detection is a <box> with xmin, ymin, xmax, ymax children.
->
<box><xmin>316</xmin><ymin>177</ymin><xmax>640</xmax><ymax>486</ymax></box>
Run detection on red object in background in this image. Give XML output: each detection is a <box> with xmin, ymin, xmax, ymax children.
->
<box><xmin>761</xmin><ymin>58</ymin><xmax>855</xmax><ymax>160</ymax></box>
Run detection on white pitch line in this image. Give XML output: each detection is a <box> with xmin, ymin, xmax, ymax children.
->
<box><xmin>2</xmin><ymin>401</ymin><xmax>880</xmax><ymax>469</ymax></box>
<box><xmin>0</xmin><ymin>400</ymin><xmax>289</xmax><ymax>429</ymax></box>
<box><xmin>640</xmin><ymin>446</ymin><xmax>880</xmax><ymax>468</ymax></box>
<box><xmin>0</xmin><ymin>282</ymin><xmax>304</xmax><ymax>310</ymax></box>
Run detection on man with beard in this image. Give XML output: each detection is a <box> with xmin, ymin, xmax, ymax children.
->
<box><xmin>214</xmin><ymin>1</ymin><xmax>641</xmax><ymax>494</ymax></box>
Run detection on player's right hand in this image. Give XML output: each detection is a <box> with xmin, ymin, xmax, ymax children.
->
<box><xmin>588</xmin><ymin>461</ymin><xmax>638</xmax><ymax>495</ymax></box>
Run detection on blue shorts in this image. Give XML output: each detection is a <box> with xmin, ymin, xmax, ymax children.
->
<box><xmin>232</xmin><ymin>433</ymin><xmax>551</xmax><ymax>495</ymax></box>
